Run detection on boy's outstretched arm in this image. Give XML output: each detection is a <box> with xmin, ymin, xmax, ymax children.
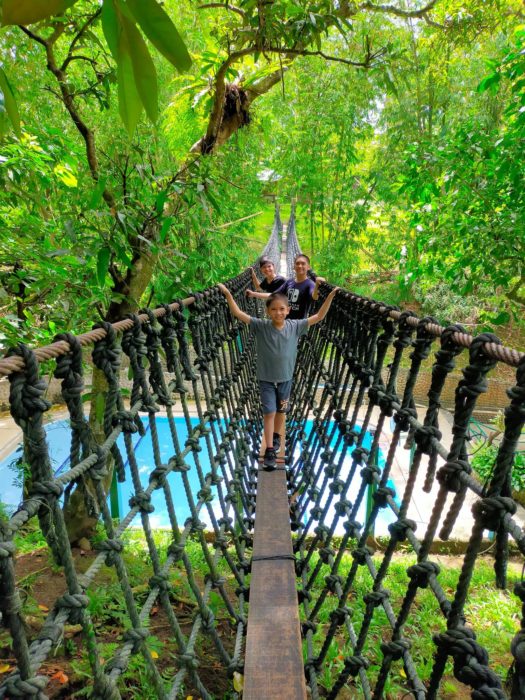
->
<box><xmin>246</xmin><ymin>289</ymin><xmax>270</xmax><ymax>299</ymax></box>
<box><xmin>218</xmin><ymin>283</ymin><xmax>251</xmax><ymax>324</ymax></box>
<box><xmin>307</xmin><ymin>287</ymin><xmax>339</xmax><ymax>326</ymax></box>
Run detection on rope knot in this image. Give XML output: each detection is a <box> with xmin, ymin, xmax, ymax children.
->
<box><xmin>330</xmin><ymin>606</ymin><xmax>351</xmax><ymax>626</ymax></box>
<box><xmin>149</xmin><ymin>463</ymin><xmax>169</xmax><ymax>487</ymax></box>
<box><xmin>149</xmin><ymin>573</ymin><xmax>172</xmax><ymax>593</ymax></box>
<box><xmin>352</xmin><ymin>546</ymin><xmax>373</xmax><ymax>565</ymax></box>
<box><xmin>353</xmin><ymin>447</ymin><xmax>369</xmax><ymax>465</ymax></box>
<box><xmin>329</xmin><ymin>478</ymin><xmax>346</xmax><ymax>495</ymax></box>
<box><xmin>94</xmin><ymin>538</ymin><xmax>123</xmax><ymax>566</ymax></box>
<box><xmin>360</xmin><ymin>464</ymin><xmax>380</xmax><ymax>485</ymax></box>
<box><xmin>5</xmin><ymin>674</ymin><xmax>48</xmax><ymax>698</ymax></box>
<box><xmin>55</xmin><ymin>593</ymin><xmax>89</xmax><ymax>624</ymax></box>
<box><xmin>393</xmin><ymin>406</ymin><xmax>416</xmax><ymax>432</ymax></box>
<box><xmin>112</xmin><ymin>410</ymin><xmax>138</xmax><ymax>433</ymax></box>
<box><xmin>301</xmin><ymin>620</ymin><xmax>317</xmax><ymax>636</ymax></box>
<box><xmin>344</xmin><ymin>519</ymin><xmax>361</xmax><ymax>537</ymax></box>
<box><xmin>437</xmin><ymin>459</ymin><xmax>470</xmax><ymax>493</ymax></box>
<box><xmin>324</xmin><ymin>574</ymin><xmax>343</xmax><ymax>593</ymax></box>
<box><xmin>388</xmin><ymin>518</ymin><xmax>417</xmax><ymax>541</ymax></box>
<box><xmin>168</xmin><ymin>541</ymin><xmax>185</xmax><ymax>561</ymax></box>
<box><xmin>0</xmin><ymin>539</ymin><xmax>16</xmax><ymax>559</ymax></box>
<box><xmin>168</xmin><ymin>454</ymin><xmax>190</xmax><ymax>472</ymax></box>
<box><xmin>129</xmin><ymin>491</ymin><xmax>154</xmax><ymax>514</ymax></box>
<box><xmin>472</xmin><ymin>496</ymin><xmax>516</xmax><ymax>531</ymax></box>
<box><xmin>334</xmin><ymin>499</ymin><xmax>352</xmax><ymax>516</ymax></box>
<box><xmin>8</xmin><ymin>344</ymin><xmax>52</xmax><ymax>423</ymax></box>
<box><xmin>414</xmin><ymin>424</ymin><xmax>442</xmax><ymax>453</ymax></box>
<box><xmin>343</xmin><ymin>655</ymin><xmax>369</xmax><ymax>675</ymax></box>
<box><xmin>407</xmin><ymin>561</ymin><xmax>440</xmax><ymax>588</ymax></box>
<box><xmin>380</xmin><ymin>638</ymin><xmax>411</xmax><ymax>660</ymax></box>
<box><xmin>373</xmin><ymin>486</ymin><xmax>396</xmax><ymax>508</ymax></box>
<box><xmin>30</xmin><ymin>480</ymin><xmax>64</xmax><ymax>500</ymax></box>
<box><xmin>123</xmin><ymin>626</ymin><xmax>149</xmax><ymax>653</ymax></box>
<box><xmin>363</xmin><ymin>589</ymin><xmax>389</xmax><ymax>606</ymax></box>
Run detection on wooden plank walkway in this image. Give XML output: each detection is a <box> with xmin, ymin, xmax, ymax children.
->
<box><xmin>243</xmin><ymin>430</ymin><xmax>307</xmax><ymax>699</ymax></box>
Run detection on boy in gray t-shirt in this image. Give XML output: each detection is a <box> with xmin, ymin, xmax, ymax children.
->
<box><xmin>218</xmin><ymin>284</ymin><xmax>339</xmax><ymax>470</ymax></box>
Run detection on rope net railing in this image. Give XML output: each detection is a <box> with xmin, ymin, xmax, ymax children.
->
<box><xmin>0</xmin><ymin>277</ymin><xmax>263</xmax><ymax>699</ymax></box>
<box><xmin>286</xmin><ymin>202</ymin><xmax>301</xmax><ymax>279</ymax></box>
<box><xmin>255</xmin><ymin>204</ymin><xmax>281</xmax><ymax>270</ymax></box>
<box><xmin>0</xmin><ymin>207</ymin><xmax>524</xmax><ymax>698</ymax></box>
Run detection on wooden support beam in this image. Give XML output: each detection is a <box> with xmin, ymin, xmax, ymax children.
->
<box><xmin>243</xmin><ymin>429</ymin><xmax>307</xmax><ymax>699</ymax></box>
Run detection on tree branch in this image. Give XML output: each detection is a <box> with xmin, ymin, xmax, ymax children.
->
<box><xmin>198</xmin><ymin>3</ymin><xmax>246</xmax><ymax>18</ymax></box>
<box><xmin>356</xmin><ymin>0</ymin><xmax>440</xmax><ymax>19</ymax></box>
<box><xmin>264</xmin><ymin>45</ymin><xmax>387</xmax><ymax>68</ymax></box>
<box><xmin>20</xmin><ymin>24</ymin><xmax>116</xmax><ymax>210</ymax></box>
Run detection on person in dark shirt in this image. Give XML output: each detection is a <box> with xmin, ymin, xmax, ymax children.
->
<box><xmin>250</xmin><ymin>257</ymin><xmax>285</xmax><ymax>293</ymax></box>
<box><xmin>248</xmin><ymin>254</ymin><xmax>325</xmax><ymax>319</ymax></box>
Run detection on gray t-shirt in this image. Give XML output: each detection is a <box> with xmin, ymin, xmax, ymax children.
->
<box><xmin>249</xmin><ymin>317</ymin><xmax>309</xmax><ymax>382</ymax></box>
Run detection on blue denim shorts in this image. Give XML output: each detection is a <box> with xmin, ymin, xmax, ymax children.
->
<box><xmin>259</xmin><ymin>380</ymin><xmax>293</xmax><ymax>415</ymax></box>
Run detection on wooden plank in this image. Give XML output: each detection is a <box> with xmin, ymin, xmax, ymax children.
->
<box><xmin>244</xmin><ymin>426</ymin><xmax>307</xmax><ymax>700</ymax></box>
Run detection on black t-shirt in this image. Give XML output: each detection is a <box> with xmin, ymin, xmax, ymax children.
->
<box><xmin>260</xmin><ymin>275</ymin><xmax>286</xmax><ymax>293</ymax></box>
<box><xmin>276</xmin><ymin>278</ymin><xmax>316</xmax><ymax>319</ymax></box>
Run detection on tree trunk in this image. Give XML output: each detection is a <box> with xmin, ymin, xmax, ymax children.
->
<box><xmin>63</xmin><ymin>246</ymin><xmax>158</xmax><ymax>544</ymax></box>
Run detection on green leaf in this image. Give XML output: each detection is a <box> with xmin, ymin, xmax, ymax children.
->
<box><xmin>159</xmin><ymin>216</ymin><xmax>173</xmax><ymax>243</ymax></box>
<box><xmin>0</xmin><ymin>66</ymin><xmax>21</xmax><ymax>137</ymax></box>
<box><xmin>126</xmin><ymin>0</ymin><xmax>192</xmax><ymax>73</ymax></box>
<box><xmin>477</xmin><ymin>72</ymin><xmax>501</xmax><ymax>94</ymax></box>
<box><xmin>97</xmin><ymin>247</ymin><xmax>110</xmax><ymax>287</ymax></box>
<box><xmin>101</xmin><ymin>0</ymin><xmax>119</xmax><ymax>60</ymax></box>
<box><xmin>120</xmin><ymin>12</ymin><xmax>158</xmax><ymax>123</ymax></box>
<box><xmin>1</xmin><ymin>0</ymin><xmax>78</xmax><ymax>25</ymax></box>
<box><xmin>89</xmin><ymin>175</ymin><xmax>108</xmax><ymax>209</ymax></box>
<box><xmin>116</xmin><ymin>49</ymin><xmax>142</xmax><ymax>135</ymax></box>
<box><xmin>491</xmin><ymin>311</ymin><xmax>510</xmax><ymax>325</ymax></box>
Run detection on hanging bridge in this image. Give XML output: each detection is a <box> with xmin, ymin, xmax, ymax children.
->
<box><xmin>0</xmin><ymin>207</ymin><xmax>524</xmax><ymax>699</ymax></box>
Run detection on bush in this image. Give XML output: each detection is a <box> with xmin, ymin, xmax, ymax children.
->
<box><xmin>472</xmin><ymin>443</ymin><xmax>525</xmax><ymax>505</ymax></box>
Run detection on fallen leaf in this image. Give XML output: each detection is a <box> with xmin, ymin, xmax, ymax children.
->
<box><xmin>38</xmin><ymin>604</ymin><xmax>49</xmax><ymax>612</ymax></box>
<box><xmin>0</xmin><ymin>664</ymin><xmax>12</xmax><ymax>674</ymax></box>
<box><xmin>51</xmin><ymin>671</ymin><xmax>69</xmax><ymax>684</ymax></box>
<box><xmin>150</xmin><ymin>650</ymin><xmax>159</xmax><ymax>659</ymax></box>
<box><xmin>233</xmin><ymin>672</ymin><xmax>244</xmax><ymax>692</ymax></box>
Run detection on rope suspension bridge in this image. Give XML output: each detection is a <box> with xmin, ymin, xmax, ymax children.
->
<box><xmin>0</xmin><ymin>207</ymin><xmax>524</xmax><ymax>699</ymax></box>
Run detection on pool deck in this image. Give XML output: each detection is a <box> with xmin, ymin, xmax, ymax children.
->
<box><xmin>1</xmin><ymin>402</ymin><xmax>524</xmax><ymax>544</ymax></box>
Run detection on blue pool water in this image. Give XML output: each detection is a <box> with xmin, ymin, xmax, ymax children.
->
<box><xmin>0</xmin><ymin>416</ymin><xmax>396</xmax><ymax>534</ymax></box>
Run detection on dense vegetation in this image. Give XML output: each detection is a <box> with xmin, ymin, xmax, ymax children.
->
<box><xmin>1</xmin><ymin>0</ymin><xmax>524</xmax><ymax>350</ymax></box>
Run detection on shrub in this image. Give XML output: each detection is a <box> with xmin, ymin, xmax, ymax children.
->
<box><xmin>472</xmin><ymin>443</ymin><xmax>525</xmax><ymax>504</ymax></box>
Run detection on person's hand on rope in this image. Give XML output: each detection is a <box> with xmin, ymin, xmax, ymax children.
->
<box><xmin>218</xmin><ymin>283</ymin><xmax>251</xmax><ymax>324</ymax></box>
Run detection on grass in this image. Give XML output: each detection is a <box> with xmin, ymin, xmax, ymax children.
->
<box><xmin>3</xmin><ymin>518</ymin><xmax>522</xmax><ymax>699</ymax></box>
<box><xmin>300</xmin><ymin>549</ymin><xmax>521</xmax><ymax>698</ymax></box>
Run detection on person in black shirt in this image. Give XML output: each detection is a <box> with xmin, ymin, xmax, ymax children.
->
<box><xmin>251</xmin><ymin>257</ymin><xmax>285</xmax><ymax>293</ymax></box>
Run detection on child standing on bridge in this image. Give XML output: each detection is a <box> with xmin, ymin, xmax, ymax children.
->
<box><xmin>218</xmin><ymin>283</ymin><xmax>339</xmax><ymax>470</ymax></box>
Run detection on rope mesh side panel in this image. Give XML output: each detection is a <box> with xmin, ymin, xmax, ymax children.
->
<box><xmin>0</xmin><ymin>272</ymin><xmax>262</xmax><ymax>699</ymax></box>
<box><xmin>287</xmin><ymin>285</ymin><xmax>525</xmax><ymax>700</ymax></box>
<box><xmin>286</xmin><ymin>202</ymin><xmax>301</xmax><ymax>278</ymax></box>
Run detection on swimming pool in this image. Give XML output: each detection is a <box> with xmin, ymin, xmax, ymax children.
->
<box><xmin>0</xmin><ymin>416</ymin><xmax>396</xmax><ymax>534</ymax></box>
